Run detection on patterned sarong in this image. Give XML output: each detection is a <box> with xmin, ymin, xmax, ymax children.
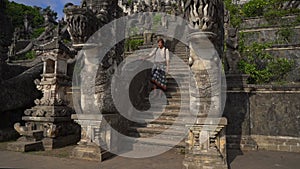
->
<box><xmin>151</xmin><ymin>62</ymin><xmax>167</xmax><ymax>90</ymax></box>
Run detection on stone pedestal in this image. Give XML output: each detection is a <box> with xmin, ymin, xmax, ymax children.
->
<box><xmin>7</xmin><ymin>106</ymin><xmax>81</xmax><ymax>152</ymax></box>
<box><xmin>183</xmin><ymin>118</ymin><xmax>228</xmax><ymax>169</ymax></box>
<box><xmin>226</xmin><ymin>74</ymin><xmax>249</xmax><ymax>89</ymax></box>
<box><xmin>7</xmin><ymin>130</ymin><xmax>44</xmax><ymax>152</ymax></box>
<box><xmin>70</xmin><ymin>114</ymin><xmax>124</xmax><ymax>161</ymax></box>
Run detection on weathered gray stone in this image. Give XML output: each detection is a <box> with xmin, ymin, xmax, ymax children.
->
<box><xmin>7</xmin><ymin>141</ymin><xmax>44</xmax><ymax>152</ymax></box>
<box><xmin>0</xmin><ymin>63</ymin><xmax>43</xmax><ymax>112</ymax></box>
<box><xmin>240</xmin><ymin>15</ymin><xmax>300</xmax><ymax>29</ymax></box>
<box><xmin>182</xmin><ymin>1</ymin><xmax>228</xmax><ymax>168</ymax></box>
<box><xmin>240</xmin><ymin>27</ymin><xmax>300</xmax><ymax>46</ymax></box>
<box><xmin>70</xmin><ymin>113</ymin><xmax>127</xmax><ymax>161</ymax></box>
<box><xmin>225</xmin><ymin>28</ymin><xmax>242</xmax><ymax>74</ymax></box>
<box><xmin>183</xmin><ymin>118</ymin><xmax>228</xmax><ymax>169</ymax></box>
<box><xmin>224</xmin><ymin>85</ymin><xmax>300</xmax><ymax>152</ymax></box>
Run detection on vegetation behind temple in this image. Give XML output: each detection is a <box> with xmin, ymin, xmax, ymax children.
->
<box><xmin>4</xmin><ymin>0</ymin><xmax>57</xmax><ymax>29</ymax></box>
<box><xmin>4</xmin><ymin>0</ymin><xmax>57</xmax><ymax>60</ymax></box>
<box><xmin>225</xmin><ymin>0</ymin><xmax>299</xmax><ymax>84</ymax></box>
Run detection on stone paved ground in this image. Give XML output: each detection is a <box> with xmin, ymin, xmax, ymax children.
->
<box><xmin>0</xmin><ymin>144</ymin><xmax>299</xmax><ymax>169</ymax></box>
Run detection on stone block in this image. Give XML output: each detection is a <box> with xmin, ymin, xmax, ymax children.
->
<box><xmin>70</xmin><ymin>144</ymin><xmax>113</xmax><ymax>161</ymax></box>
<box><xmin>7</xmin><ymin>141</ymin><xmax>44</xmax><ymax>152</ymax></box>
<box><xmin>17</xmin><ymin>130</ymin><xmax>43</xmax><ymax>141</ymax></box>
<box><xmin>42</xmin><ymin>134</ymin><xmax>80</xmax><ymax>150</ymax></box>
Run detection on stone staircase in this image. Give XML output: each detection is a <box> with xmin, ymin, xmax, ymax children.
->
<box><xmin>123</xmin><ymin>37</ymin><xmax>193</xmax><ymax>152</ymax></box>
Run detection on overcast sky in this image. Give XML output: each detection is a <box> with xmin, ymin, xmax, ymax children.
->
<box><xmin>9</xmin><ymin>0</ymin><xmax>81</xmax><ymax>19</ymax></box>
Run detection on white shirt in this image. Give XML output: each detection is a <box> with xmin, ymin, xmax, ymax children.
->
<box><xmin>149</xmin><ymin>47</ymin><xmax>170</xmax><ymax>63</ymax></box>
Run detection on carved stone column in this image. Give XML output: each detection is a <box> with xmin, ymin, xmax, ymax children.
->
<box><xmin>64</xmin><ymin>0</ymin><xmax>127</xmax><ymax>161</ymax></box>
<box><xmin>183</xmin><ymin>0</ymin><xmax>228</xmax><ymax>168</ymax></box>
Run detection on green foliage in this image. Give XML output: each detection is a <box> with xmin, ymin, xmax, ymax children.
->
<box><xmin>153</xmin><ymin>14</ymin><xmax>162</xmax><ymax>23</ymax></box>
<box><xmin>31</xmin><ymin>27</ymin><xmax>45</xmax><ymax>39</ymax></box>
<box><xmin>224</xmin><ymin>0</ymin><xmax>243</xmax><ymax>28</ymax></box>
<box><xmin>63</xmin><ymin>39</ymin><xmax>71</xmax><ymax>44</ymax></box>
<box><xmin>152</xmin><ymin>14</ymin><xmax>162</xmax><ymax>30</ymax></box>
<box><xmin>238</xmin><ymin>42</ymin><xmax>294</xmax><ymax>84</ymax></box>
<box><xmin>296</xmin><ymin>15</ymin><xmax>300</xmax><ymax>22</ymax></box>
<box><xmin>276</xmin><ymin>27</ymin><xmax>295</xmax><ymax>43</ymax></box>
<box><xmin>263</xmin><ymin>10</ymin><xmax>286</xmax><ymax>23</ymax></box>
<box><xmin>6</xmin><ymin>1</ymin><xmax>44</xmax><ymax>28</ymax></box>
<box><xmin>127</xmin><ymin>0</ymin><xmax>133</xmax><ymax>5</ymax></box>
<box><xmin>5</xmin><ymin>1</ymin><xmax>57</xmax><ymax>34</ymax></box>
<box><xmin>24</xmin><ymin>50</ymin><xmax>36</xmax><ymax>60</ymax></box>
<box><xmin>125</xmin><ymin>39</ymin><xmax>144</xmax><ymax>51</ymax></box>
<box><xmin>267</xmin><ymin>58</ymin><xmax>295</xmax><ymax>81</ymax></box>
<box><xmin>128</xmin><ymin>26</ymin><xmax>140</xmax><ymax>36</ymax></box>
<box><xmin>225</xmin><ymin>0</ymin><xmax>298</xmax><ymax>84</ymax></box>
<box><xmin>242</xmin><ymin>0</ymin><xmax>269</xmax><ymax>17</ymax></box>
<box><xmin>225</xmin><ymin>0</ymin><xmax>300</xmax><ymax>27</ymax></box>
<box><xmin>241</xmin><ymin>0</ymin><xmax>300</xmax><ymax>18</ymax></box>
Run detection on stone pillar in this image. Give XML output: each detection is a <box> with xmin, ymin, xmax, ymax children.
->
<box><xmin>64</xmin><ymin>0</ymin><xmax>127</xmax><ymax>161</ymax></box>
<box><xmin>183</xmin><ymin>0</ymin><xmax>229</xmax><ymax>168</ymax></box>
<box><xmin>69</xmin><ymin>45</ymin><xmax>125</xmax><ymax>161</ymax></box>
<box><xmin>70</xmin><ymin>114</ymin><xmax>123</xmax><ymax>161</ymax></box>
<box><xmin>183</xmin><ymin>118</ymin><xmax>228</xmax><ymax>169</ymax></box>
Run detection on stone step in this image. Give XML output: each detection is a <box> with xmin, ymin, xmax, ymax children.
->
<box><xmin>132</xmin><ymin>111</ymin><xmax>193</xmax><ymax>121</ymax></box>
<box><xmin>125</xmin><ymin>39</ymin><xmax>192</xmax><ymax>153</ymax></box>
<box><xmin>123</xmin><ymin>137</ymin><xmax>186</xmax><ymax>151</ymax></box>
<box><xmin>129</xmin><ymin>126</ymin><xmax>185</xmax><ymax>136</ymax></box>
<box><xmin>168</xmin><ymin>65</ymin><xmax>190</xmax><ymax>69</ymax></box>
<box><xmin>147</xmin><ymin>100</ymin><xmax>189</xmax><ymax>107</ymax></box>
<box><xmin>172</xmin><ymin>51</ymin><xmax>189</xmax><ymax>55</ymax></box>
<box><xmin>124</xmin><ymin>52</ymin><xmax>134</xmax><ymax>56</ymax></box>
<box><xmin>174</xmin><ymin>46</ymin><xmax>188</xmax><ymax>51</ymax></box>
<box><xmin>150</xmin><ymin>104</ymin><xmax>189</xmax><ymax>110</ymax></box>
<box><xmin>170</xmin><ymin>58</ymin><xmax>189</xmax><ymax>62</ymax></box>
<box><xmin>175</xmin><ymin>43</ymin><xmax>189</xmax><ymax>47</ymax></box>
<box><xmin>167</xmin><ymin>81</ymin><xmax>189</xmax><ymax>86</ymax></box>
<box><xmin>127</xmin><ymin>127</ymin><xmax>189</xmax><ymax>147</ymax></box>
<box><xmin>129</xmin><ymin>129</ymin><xmax>187</xmax><ymax>142</ymax></box>
<box><xmin>166</xmin><ymin>75</ymin><xmax>190</xmax><ymax>79</ymax></box>
<box><xmin>166</xmin><ymin>85</ymin><xmax>189</xmax><ymax>91</ymax></box>
<box><xmin>167</xmin><ymin>78</ymin><xmax>190</xmax><ymax>82</ymax></box>
<box><xmin>138</xmin><ymin>45</ymin><xmax>155</xmax><ymax>49</ymax></box>
<box><xmin>134</xmin><ymin>121</ymin><xmax>183</xmax><ymax>129</ymax></box>
<box><xmin>130</xmin><ymin>111</ymin><xmax>209</xmax><ymax>127</ymax></box>
<box><xmin>168</xmin><ymin>71</ymin><xmax>191</xmax><ymax>75</ymax></box>
<box><xmin>144</xmin><ymin>95</ymin><xmax>190</xmax><ymax>101</ymax></box>
<box><xmin>164</xmin><ymin>92</ymin><xmax>190</xmax><ymax>98</ymax></box>
<box><xmin>132</xmin><ymin>107</ymin><xmax>191</xmax><ymax>115</ymax></box>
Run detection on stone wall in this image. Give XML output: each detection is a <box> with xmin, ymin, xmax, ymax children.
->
<box><xmin>240</xmin><ymin>15</ymin><xmax>300</xmax><ymax>29</ymax></box>
<box><xmin>224</xmin><ymin>85</ymin><xmax>300</xmax><ymax>152</ymax></box>
<box><xmin>239</xmin><ymin>15</ymin><xmax>300</xmax><ymax>82</ymax></box>
<box><xmin>241</xmin><ymin>27</ymin><xmax>300</xmax><ymax>45</ymax></box>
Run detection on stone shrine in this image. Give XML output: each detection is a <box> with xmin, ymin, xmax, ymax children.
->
<box><xmin>7</xmin><ymin>24</ymin><xmax>80</xmax><ymax>152</ymax></box>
